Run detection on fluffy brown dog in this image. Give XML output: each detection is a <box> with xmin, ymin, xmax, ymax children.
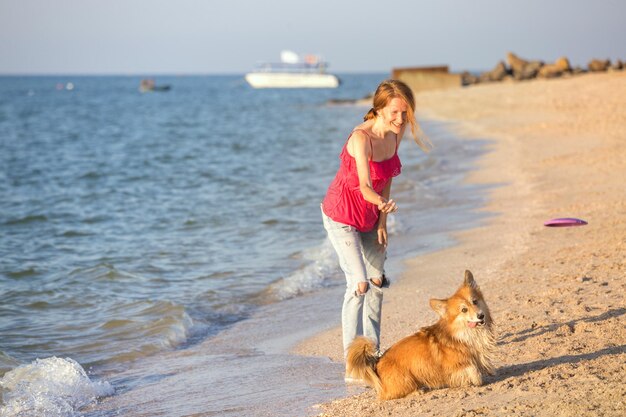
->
<box><xmin>346</xmin><ymin>270</ymin><xmax>496</xmax><ymax>400</ymax></box>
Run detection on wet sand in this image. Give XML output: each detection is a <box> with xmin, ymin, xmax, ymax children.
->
<box><xmin>294</xmin><ymin>71</ymin><xmax>626</xmax><ymax>416</ymax></box>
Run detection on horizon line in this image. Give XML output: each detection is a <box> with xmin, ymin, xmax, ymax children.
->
<box><xmin>0</xmin><ymin>69</ymin><xmax>398</xmax><ymax>77</ymax></box>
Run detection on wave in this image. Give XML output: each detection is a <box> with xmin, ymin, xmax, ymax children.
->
<box><xmin>4</xmin><ymin>267</ymin><xmax>39</xmax><ymax>279</ymax></box>
<box><xmin>0</xmin><ymin>352</ymin><xmax>20</xmax><ymax>377</ymax></box>
<box><xmin>268</xmin><ymin>239</ymin><xmax>340</xmax><ymax>300</ymax></box>
<box><xmin>1</xmin><ymin>262</ymin><xmax>195</xmax><ymax>372</ymax></box>
<box><xmin>266</xmin><ymin>215</ymin><xmax>403</xmax><ymax>301</ymax></box>
<box><xmin>87</xmin><ymin>299</ymin><xmax>194</xmax><ymax>366</ymax></box>
<box><xmin>0</xmin><ymin>357</ymin><xmax>113</xmax><ymax>417</ymax></box>
<box><xmin>3</xmin><ymin>214</ymin><xmax>48</xmax><ymax>226</ymax></box>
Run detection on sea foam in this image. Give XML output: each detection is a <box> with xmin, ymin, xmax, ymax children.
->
<box><xmin>0</xmin><ymin>357</ymin><xmax>113</xmax><ymax>417</ymax></box>
<box><xmin>270</xmin><ymin>239</ymin><xmax>339</xmax><ymax>300</ymax></box>
<box><xmin>269</xmin><ymin>215</ymin><xmax>403</xmax><ymax>300</ymax></box>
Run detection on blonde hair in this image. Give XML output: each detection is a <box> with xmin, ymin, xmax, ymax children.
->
<box><xmin>363</xmin><ymin>79</ymin><xmax>432</xmax><ymax>153</ymax></box>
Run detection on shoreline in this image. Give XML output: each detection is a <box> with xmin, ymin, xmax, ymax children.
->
<box><xmin>295</xmin><ymin>71</ymin><xmax>626</xmax><ymax>416</ymax></box>
<box><xmin>82</xmin><ymin>113</ymin><xmax>490</xmax><ymax>417</ymax></box>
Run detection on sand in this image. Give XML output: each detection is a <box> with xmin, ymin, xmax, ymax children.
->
<box><xmin>293</xmin><ymin>71</ymin><xmax>626</xmax><ymax>416</ymax></box>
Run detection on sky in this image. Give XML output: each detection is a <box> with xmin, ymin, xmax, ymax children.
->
<box><xmin>1</xmin><ymin>0</ymin><xmax>624</xmax><ymax>75</ymax></box>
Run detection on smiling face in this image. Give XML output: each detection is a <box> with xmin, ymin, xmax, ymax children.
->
<box><xmin>377</xmin><ymin>97</ymin><xmax>408</xmax><ymax>135</ymax></box>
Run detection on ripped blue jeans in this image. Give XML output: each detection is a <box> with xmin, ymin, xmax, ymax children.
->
<box><xmin>321</xmin><ymin>207</ymin><xmax>387</xmax><ymax>356</ymax></box>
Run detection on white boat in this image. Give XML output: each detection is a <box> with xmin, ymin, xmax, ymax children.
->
<box><xmin>245</xmin><ymin>50</ymin><xmax>340</xmax><ymax>89</ymax></box>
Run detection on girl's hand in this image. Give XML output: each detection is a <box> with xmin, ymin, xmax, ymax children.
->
<box><xmin>377</xmin><ymin>226</ymin><xmax>388</xmax><ymax>248</ymax></box>
<box><xmin>377</xmin><ymin>198</ymin><xmax>398</xmax><ymax>214</ymax></box>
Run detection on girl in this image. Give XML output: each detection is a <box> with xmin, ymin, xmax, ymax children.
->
<box><xmin>321</xmin><ymin>79</ymin><xmax>431</xmax><ymax>379</ymax></box>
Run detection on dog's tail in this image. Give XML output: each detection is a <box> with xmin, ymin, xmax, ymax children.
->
<box><xmin>346</xmin><ymin>337</ymin><xmax>383</xmax><ymax>393</ymax></box>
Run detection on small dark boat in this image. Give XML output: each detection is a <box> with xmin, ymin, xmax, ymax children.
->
<box><xmin>139</xmin><ymin>79</ymin><xmax>171</xmax><ymax>93</ymax></box>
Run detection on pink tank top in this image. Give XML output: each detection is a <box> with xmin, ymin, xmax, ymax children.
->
<box><xmin>322</xmin><ymin>129</ymin><xmax>402</xmax><ymax>232</ymax></box>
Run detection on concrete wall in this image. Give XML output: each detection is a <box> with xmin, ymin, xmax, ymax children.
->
<box><xmin>392</xmin><ymin>66</ymin><xmax>462</xmax><ymax>93</ymax></box>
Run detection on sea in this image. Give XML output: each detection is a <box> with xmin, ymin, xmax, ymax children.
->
<box><xmin>0</xmin><ymin>74</ymin><xmax>490</xmax><ymax>417</ymax></box>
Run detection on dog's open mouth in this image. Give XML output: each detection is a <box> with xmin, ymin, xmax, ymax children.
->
<box><xmin>467</xmin><ymin>320</ymin><xmax>485</xmax><ymax>328</ymax></box>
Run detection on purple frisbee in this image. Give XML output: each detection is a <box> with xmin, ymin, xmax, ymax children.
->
<box><xmin>544</xmin><ymin>218</ymin><xmax>588</xmax><ymax>227</ymax></box>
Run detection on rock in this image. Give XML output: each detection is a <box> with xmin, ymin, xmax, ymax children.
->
<box><xmin>611</xmin><ymin>60</ymin><xmax>623</xmax><ymax>70</ymax></box>
<box><xmin>507</xmin><ymin>52</ymin><xmax>544</xmax><ymax>80</ymax></box>
<box><xmin>572</xmin><ymin>66</ymin><xmax>587</xmax><ymax>75</ymax></box>
<box><xmin>479</xmin><ymin>61</ymin><xmax>509</xmax><ymax>82</ymax></box>
<box><xmin>538</xmin><ymin>57</ymin><xmax>572</xmax><ymax>79</ymax></box>
<box><xmin>519</xmin><ymin>61</ymin><xmax>543</xmax><ymax>80</ymax></box>
<box><xmin>538</xmin><ymin>64</ymin><xmax>562</xmax><ymax>78</ymax></box>
<box><xmin>507</xmin><ymin>52</ymin><xmax>527</xmax><ymax>74</ymax></box>
<box><xmin>588</xmin><ymin>59</ymin><xmax>611</xmax><ymax>72</ymax></box>
<box><xmin>554</xmin><ymin>56</ymin><xmax>572</xmax><ymax>72</ymax></box>
<box><xmin>461</xmin><ymin>71</ymin><xmax>480</xmax><ymax>86</ymax></box>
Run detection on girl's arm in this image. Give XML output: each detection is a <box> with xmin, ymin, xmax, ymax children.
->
<box><xmin>377</xmin><ymin>179</ymin><xmax>393</xmax><ymax>247</ymax></box>
<box><xmin>351</xmin><ymin>132</ymin><xmax>397</xmax><ymax>213</ymax></box>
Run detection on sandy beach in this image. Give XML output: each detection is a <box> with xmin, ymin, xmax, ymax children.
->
<box><xmin>294</xmin><ymin>71</ymin><xmax>626</xmax><ymax>416</ymax></box>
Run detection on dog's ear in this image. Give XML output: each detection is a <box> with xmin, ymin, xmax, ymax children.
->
<box><xmin>429</xmin><ymin>298</ymin><xmax>447</xmax><ymax>317</ymax></box>
<box><xmin>464</xmin><ymin>270</ymin><xmax>477</xmax><ymax>289</ymax></box>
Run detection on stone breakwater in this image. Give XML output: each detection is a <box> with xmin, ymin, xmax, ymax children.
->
<box><xmin>463</xmin><ymin>52</ymin><xmax>625</xmax><ymax>85</ymax></box>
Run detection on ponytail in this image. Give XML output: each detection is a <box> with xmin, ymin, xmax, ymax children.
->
<box><xmin>363</xmin><ymin>107</ymin><xmax>376</xmax><ymax>121</ymax></box>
